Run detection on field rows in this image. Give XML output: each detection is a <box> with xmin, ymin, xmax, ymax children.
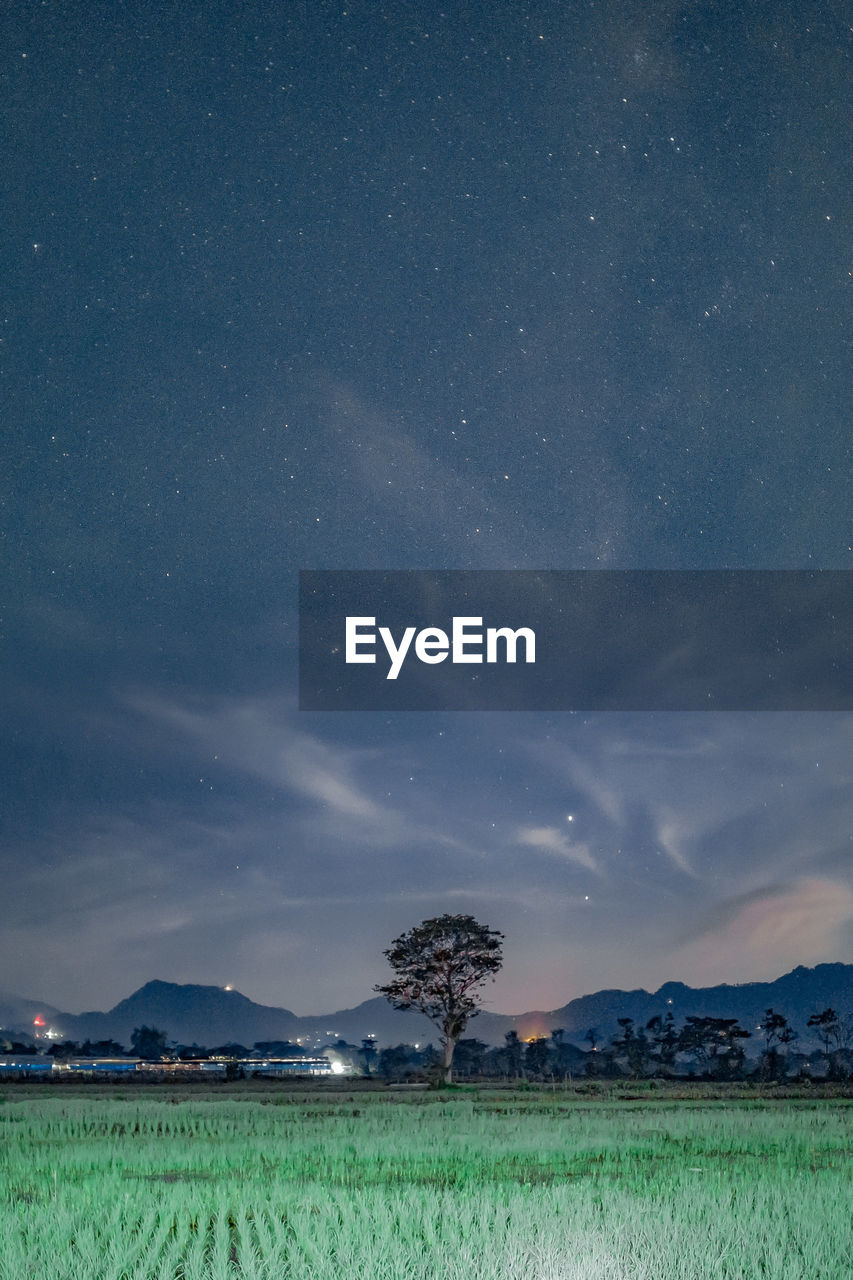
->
<box><xmin>1</xmin><ymin>1089</ymin><xmax>851</xmax><ymax>1278</ymax></box>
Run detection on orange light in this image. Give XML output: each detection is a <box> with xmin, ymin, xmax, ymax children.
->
<box><xmin>33</xmin><ymin>1016</ymin><xmax>45</xmax><ymax>1027</ymax></box>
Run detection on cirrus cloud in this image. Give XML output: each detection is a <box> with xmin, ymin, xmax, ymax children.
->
<box><xmin>516</xmin><ymin>825</ymin><xmax>599</xmax><ymax>873</ymax></box>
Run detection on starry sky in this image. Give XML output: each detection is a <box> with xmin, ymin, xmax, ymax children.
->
<box><xmin>2</xmin><ymin>0</ymin><xmax>851</xmax><ymax>1018</ymax></box>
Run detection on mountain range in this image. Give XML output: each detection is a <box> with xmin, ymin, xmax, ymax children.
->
<box><xmin>2</xmin><ymin>963</ymin><xmax>851</xmax><ymax>1052</ymax></box>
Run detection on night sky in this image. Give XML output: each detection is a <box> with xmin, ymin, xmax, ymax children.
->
<box><xmin>3</xmin><ymin>1</ymin><xmax>850</xmax><ymax>1018</ymax></box>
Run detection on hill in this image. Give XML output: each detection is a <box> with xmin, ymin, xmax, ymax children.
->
<box><xmin>53</xmin><ymin>981</ymin><xmax>302</xmax><ymax>1048</ymax></box>
<box><xmin>5</xmin><ymin>964</ymin><xmax>851</xmax><ymax>1051</ymax></box>
<box><xmin>491</xmin><ymin>963</ymin><xmax>853</xmax><ymax>1048</ymax></box>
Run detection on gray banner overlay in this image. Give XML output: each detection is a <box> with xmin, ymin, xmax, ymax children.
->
<box><xmin>299</xmin><ymin>571</ymin><xmax>850</xmax><ymax>711</ymax></box>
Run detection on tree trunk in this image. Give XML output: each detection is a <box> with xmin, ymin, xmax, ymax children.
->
<box><xmin>442</xmin><ymin>1037</ymin><xmax>456</xmax><ymax>1084</ymax></box>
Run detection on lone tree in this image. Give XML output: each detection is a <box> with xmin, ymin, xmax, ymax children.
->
<box><xmin>375</xmin><ymin>913</ymin><xmax>503</xmax><ymax>1083</ymax></box>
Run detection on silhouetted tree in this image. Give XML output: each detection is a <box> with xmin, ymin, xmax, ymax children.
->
<box><xmin>377</xmin><ymin>1043</ymin><xmax>427</xmax><ymax>1082</ymax></box>
<box><xmin>453</xmin><ymin>1038</ymin><xmax>489</xmax><ymax>1078</ymax></box>
<box><xmin>375</xmin><ymin>914</ymin><xmax>503</xmax><ymax>1083</ymax></box>
<box><xmin>130</xmin><ymin>1026</ymin><xmax>168</xmax><ymax>1061</ymax></box>
<box><xmin>645</xmin><ymin>1013</ymin><xmax>679</xmax><ymax>1077</ymax></box>
<box><xmin>761</xmin><ymin>1009</ymin><xmax>789</xmax><ymax>1054</ymax></box>
<box><xmin>209</xmin><ymin>1042</ymin><xmax>250</xmax><ymax>1059</ymax></box>
<box><xmin>0</xmin><ymin>1039</ymin><xmax>36</xmax><ymax>1054</ymax></box>
<box><xmin>610</xmin><ymin>1018</ymin><xmax>651</xmax><ymax>1077</ymax></box>
<box><xmin>678</xmin><ymin>1016</ymin><xmax>751</xmax><ymax>1079</ymax></box>
<box><xmin>358</xmin><ymin>1036</ymin><xmax>378</xmax><ymax>1076</ymax></box>
<box><xmin>550</xmin><ymin>1028</ymin><xmax>577</xmax><ymax>1080</ymax></box>
<box><xmin>807</xmin><ymin>1008</ymin><xmax>841</xmax><ymax>1056</ymax></box>
<box><xmin>834</xmin><ymin>1012</ymin><xmax>853</xmax><ymax>1051</ymax></box>
<box><xmin>47</xmin><ymin>1040</ymin><xmax>80</xmax><ymax>1060</ymax></box>
<box><xmin>583</xmin><ymin>1027</ymin><xmax>602</xmax><ymax>1076</ymax></box>
<box><xmin>176</xmin><ymin>1044</ymin><xmax>209</xmax><ymax>1061</ymax></box>
<box><xmin>524</xmin><ymin>1036</ymin><xmax>550</xmax><ymax>1078</ymax></box>
<box><xmin>758</xmin><ymin>1009</ymin><xmax>796</xmax><ymax>1081</ymax></box>
<box><xmin>501</xmin><ymin>1029</ymin><xmax>524</xmax><ymax>1079</ymax></box>
<box><xmin>81</xmin><ymin>1040</ymin><xmax>127</xmax><ymax>1057</ymax></box>
<box><xmin>253</xmin><ymin>1041</ymin><xmax>305</xmax><ymax>1057</ymax></box>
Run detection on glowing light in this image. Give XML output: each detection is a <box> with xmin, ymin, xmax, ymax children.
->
<box><xmin>33</xmin><ymin>1016</ymin><xmax>45</xmax><ymax>1027</ymax></box>
<box><xmin>330</xmin><ymin>1060</ymin><xmax>345</xmax><ymax>1075</ymax></box>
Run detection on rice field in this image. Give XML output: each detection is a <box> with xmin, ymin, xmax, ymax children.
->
<box><xmin>1</xmin><ymin>1083</ymin><xmax>851</xmax><ymax>1278</ymax></box>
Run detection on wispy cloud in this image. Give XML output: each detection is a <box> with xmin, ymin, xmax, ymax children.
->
<box><xmin>654</xmin><ymin>807</ymin><xmax>696</xmax><ymax>876</ymax></box>
<box><xmin>276</xmin><ymin>733</ymin><xmax>386</xmax><ymax>822</ymax></box>
<box><xmin>127</xmin><ymin>692</ymin><xmax>400</xmax><ymax>834</ymax></box>
<box><xmin>123</xmin><ymin>692</ymin><xmax>498</xmax><ymax>868</ymax></box>
<box><xmin>527</xmin><ymin>741</ymin><xmax>628</xmax><ymax>826</ymax></box>
<box><xmin>673</xmin><ymin>877</ymin><xmax>853</xmax><ymax>984</ymax></box>
<box><xmin>516</xmin><ymin>825</ymin><xmax>598</xmax><ymax>872</ymax></box>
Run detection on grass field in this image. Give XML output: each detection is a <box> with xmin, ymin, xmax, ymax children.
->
<box><xmin>1</xmin><ymin>1082</ymin><xmax>851</xmax><ymax>1278</ymax></box>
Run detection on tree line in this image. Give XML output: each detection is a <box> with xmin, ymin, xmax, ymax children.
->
<box><xmin>4</xmin><ymin>914</ymin><xmax>848</xmax><ymax>1084</ymax></box>
<box><xmin>374</xmin><ymin>913</ymin><xmax>853</xmax><ymax>1083</ymax></box>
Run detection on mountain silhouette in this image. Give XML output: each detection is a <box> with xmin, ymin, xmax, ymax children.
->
<box><xmin>2</xmin><ymin>964</ymin><xmax>850</xmax><ymax>1051</ymax></box>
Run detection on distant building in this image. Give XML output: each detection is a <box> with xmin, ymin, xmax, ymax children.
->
<box><xmin>57</xmin><ymin>1058</ymin><xmax>141</xmax><ymax>1074</ymax></box>
<box><xmin>0</xmin><ymin>1053</ymin><xmax>339</xmax><ymax>1079</ymax></box>
<box><xmin>0</xmin><ymin>1056</ymin><xmax>54</xmax><ymax>1075</ymax></box>
<box><xmin>243</xmin><ymin>1056</ymin><xmax>334</xmax><ymax>1077</ymax></box>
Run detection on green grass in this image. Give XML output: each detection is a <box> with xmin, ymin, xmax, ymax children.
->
<box><xmin>1</xmin><ymin>1084</ymin><xmax>851</xmax><ymax>1278</ymax></box>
